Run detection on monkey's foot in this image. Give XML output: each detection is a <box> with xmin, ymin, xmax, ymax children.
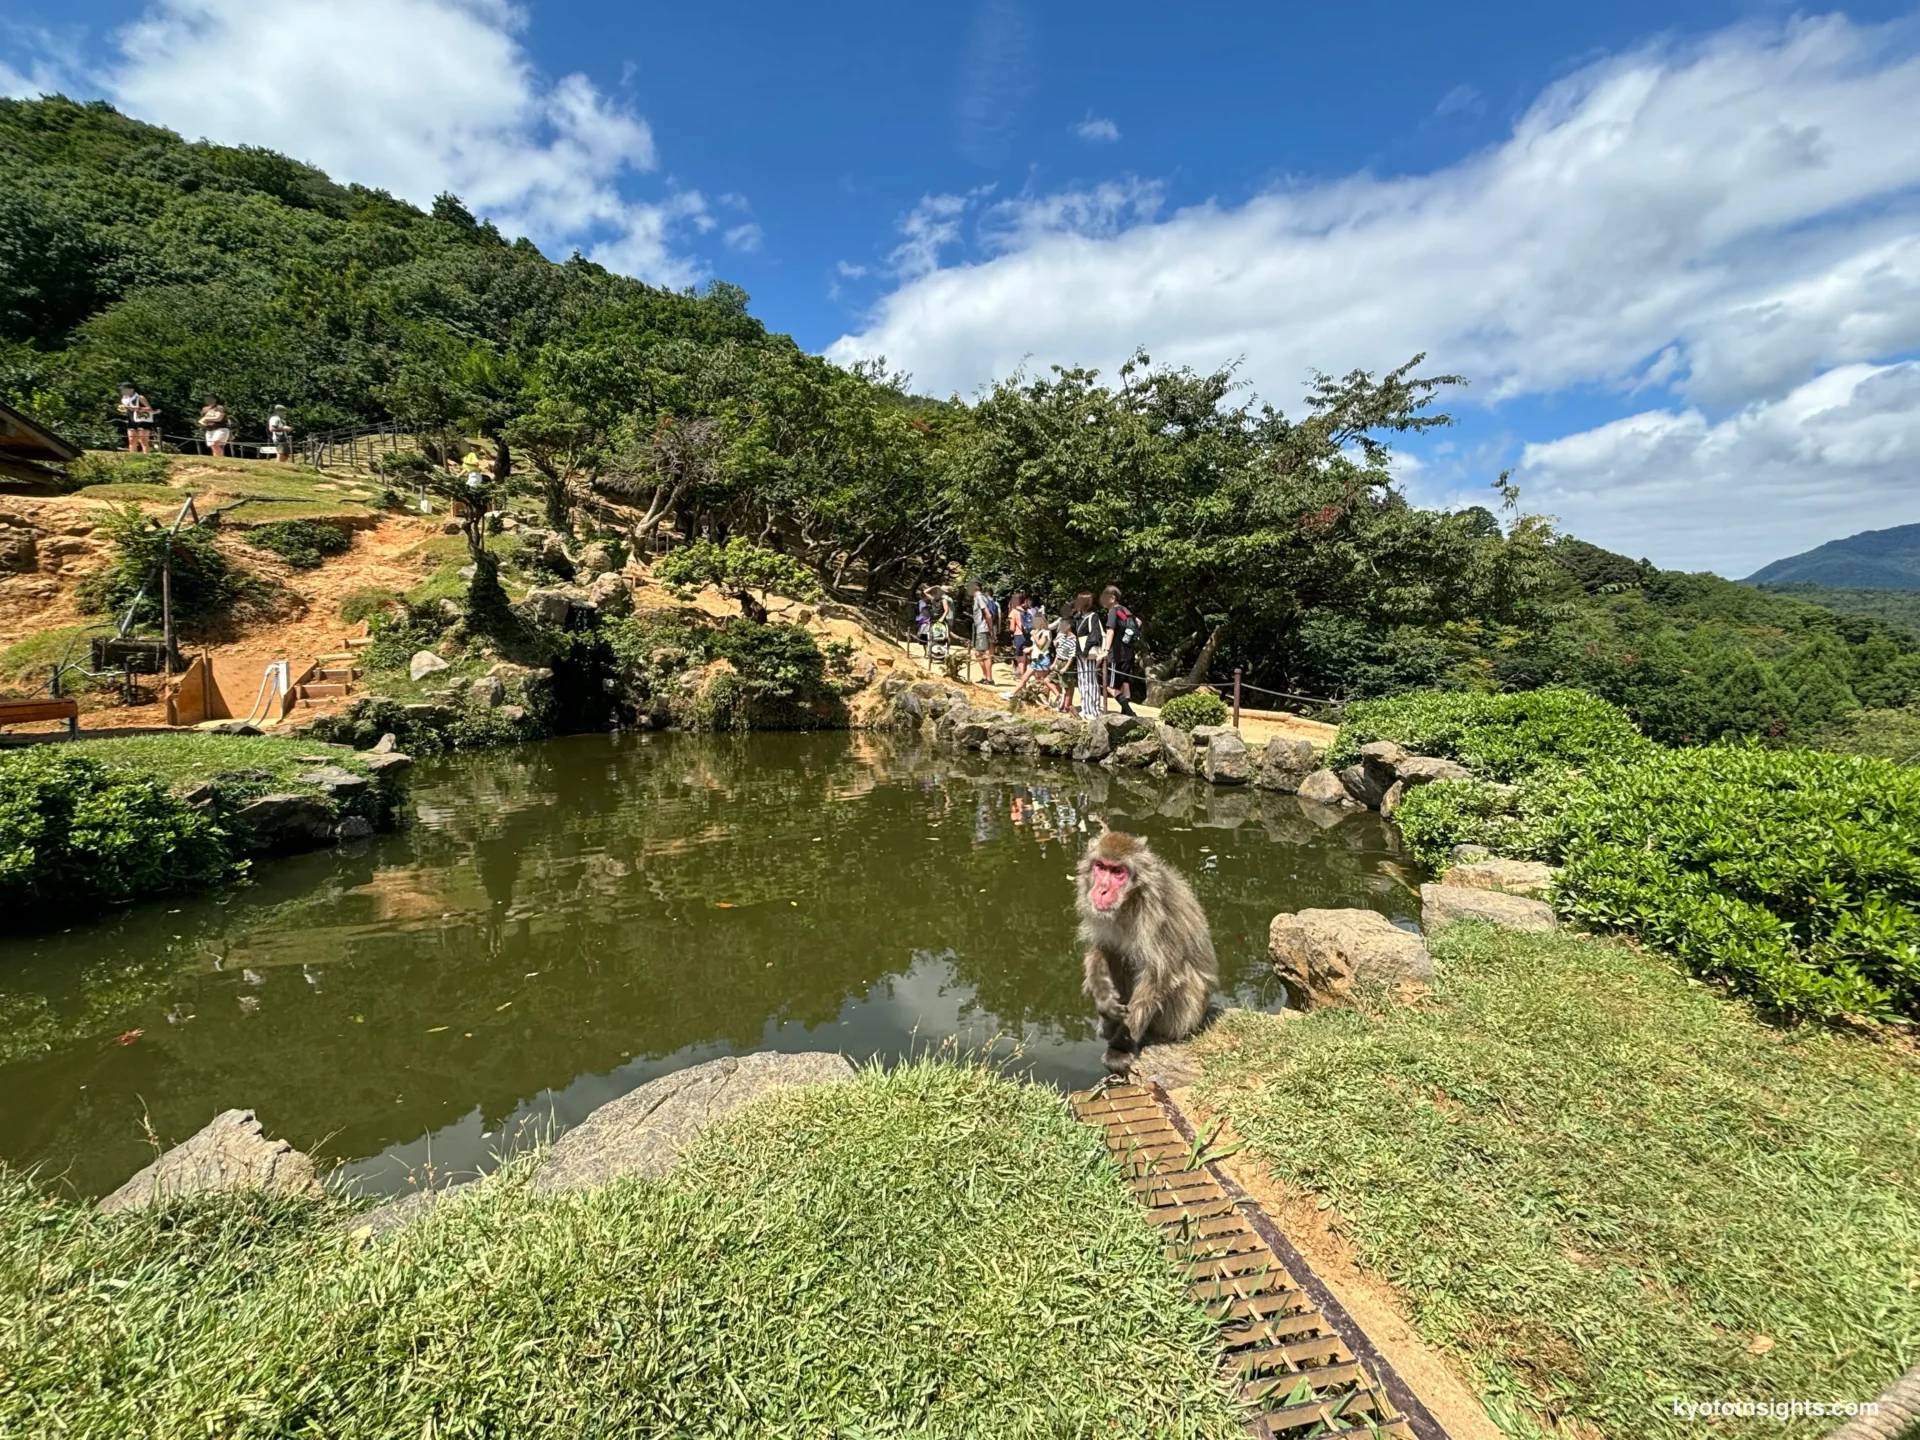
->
<box><xmin>1100</xmin><ymin>1046</ymin><xmax>1137</xmax><ymax>1075</ymax></box>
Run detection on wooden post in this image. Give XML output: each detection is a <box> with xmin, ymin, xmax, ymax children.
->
<box><xmin>161</xmin><ymin>544</ymin><xmax>175</xmax><ymax>679</ymax></box>
<box><xmin>1232</xmin><ymin>668</ymin><xmax>1243</xmax><ymax>731</ymax></box>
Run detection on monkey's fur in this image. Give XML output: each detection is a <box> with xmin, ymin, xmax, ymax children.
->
<box><xmin>1076</xmin><ymin>830</ymin><xmax>1217</xmax><ymax>1069</ymax></box>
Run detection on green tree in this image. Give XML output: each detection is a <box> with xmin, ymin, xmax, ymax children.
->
<box><xmin>655</xmin><ymin>538</ymin><xmax>821</xmax><ymax>622</ymax></box>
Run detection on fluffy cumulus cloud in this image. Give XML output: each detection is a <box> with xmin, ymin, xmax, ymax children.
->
<box><xmin>831</xmin><ymin>15</ymin><xmax>1920</xmax><ymax>571</ymax></box>
<box><xmin>1519</xmin><ymin>361</ymin><xmax>1920</xmax><ymax>576</ymax></box>
<box><xmin>97</xmin><ymin>0</ymin><xmax>707</xmax><ymax>285</ymax></box>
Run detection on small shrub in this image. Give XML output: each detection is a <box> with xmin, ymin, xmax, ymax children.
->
<box><xmin>61</xmin><ymin>451</ymin><xmax>172</xmax><ymax>492</ymax></box>
<box><xmin>338</xmin><ymin>587</ymin><xmax>401</xmax><ymax>625</ymax></box>
<box><xmin>1329</xmin><ymin>687</ymin><xmax>1650</xmax><ymax>780</ymax></box>
<box><xmin>1158</xmin><ymin>691</ymin><xmax>1229</xmax><ymax>732</ymax></box>
<box><xmin>1396</xmin><ymin>744</ymin><xmax>1920</xmax><ymax>1020</ymax></box>
<box><xmin>244</xmin><ymin>519</ymin><xmax>352</xmax><ymax>570</ymax></box>
<box><xmin>0</xmin><ymin>748</ymin><xmax>240</xmax><ymax>911</ymax></box>
<box><xmin>75</xmin><ymin>504</ymin><xmax>253</xmax><ymax>634</ymax></box>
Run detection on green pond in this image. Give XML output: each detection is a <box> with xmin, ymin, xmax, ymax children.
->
<box><xmin>0</xmin><ymin>733</ymin><xmax>1421</xmax><ymax>1198</ymax></box>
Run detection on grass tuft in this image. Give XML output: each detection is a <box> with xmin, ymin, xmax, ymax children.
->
<box><xmin>0</xmin><ymin>1061</ymin><xmax>1241</xmax><ymax>1439</ymax></box>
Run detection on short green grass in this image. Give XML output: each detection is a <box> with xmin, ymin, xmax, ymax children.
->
<box><xmin>0</xmin><ymin>1061</ymin><xmax>1243</xmax><ymax>1439</ymax></box>
<box><xmin>0</xmin><ymin>625</ymin><xmax>108</xmax><ymax>687</ymax></box>
<box><xmin>73</xmin><ymin>734</ymin><xmax>368</xmax><ymax>796</ymax></box>
<box><xmin>68</xmin><ymin>482</ymin><xmax>180</xmax><ymax>503</ymax></box>
<box><xmin>405</xmin><ymin>533</ymin><xmax>529</xmax><ymax>606</ymax></box>
<box><xmin>1197</xmin><ymin>927</ymin><xmax>1920</xmax><ymax>1439</ymax></box>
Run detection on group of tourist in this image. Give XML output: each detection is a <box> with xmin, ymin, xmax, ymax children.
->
<box><xmin>114</xmin><ymin>384</ymin><xmax>294</xmax><ymax>462</ymax></box>
<box><xmin>916</xmin><ymin>583</ymin><xmax>1142</xmax><ymax>720</ymax></box>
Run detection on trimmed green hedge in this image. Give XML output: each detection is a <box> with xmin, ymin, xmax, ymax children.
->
<box><xmin>1397</xmin><ymin>745</ymin><xmax>1920</xmax><ymax>1020</ymax></box>
<box><xmin>1328</xmin><ymin>687</ymin><xmax>1651</xmax><ymax>780</ymax></box>
<box><xmin>0</xmin><ymin>749</ymin><xmax>239</xmax><ymax>910</ymax></box>
<box><xmin>1157</xmin><ymin>691</ymin><xmax>1229</xmax><ymax>732</ymax></box>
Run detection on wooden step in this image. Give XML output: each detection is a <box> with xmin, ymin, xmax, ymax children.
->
<box><xmin>314</xmin><ymin>666</ymin><xmax>358</xmax><ymax>682</ymax></box>
<box><xmin>344</xmin><ymin>636</ymin><xmax>374</xmax><ymax>649</ymax></box>
<box><xmin>296</xmin><ymin>682</ymin><xmax>351</xmax><ymax>700</ymax></box>
<box><xmin>316</xmin><ymin>651</ymin><xmax>354</xmax><ymax>662</ymax></box>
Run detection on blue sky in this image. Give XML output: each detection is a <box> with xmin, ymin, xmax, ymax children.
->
<box><xmin>6</xmin><ymin>1</ymin><xmax>1920</xmax><ymax>576</ymax></box>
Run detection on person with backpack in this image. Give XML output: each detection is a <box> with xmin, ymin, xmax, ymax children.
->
<box><xmin>1101</xmin><ymin>585</ymin><xmax>1141</xmax><ymax>717</ymax></box>
<box><xmin>1007</xmin><ymin>589</ymin><xmax>1032</xmax><ymax>685</ymax></box>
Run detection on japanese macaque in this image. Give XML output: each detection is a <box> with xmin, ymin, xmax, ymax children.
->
<box><xmin>1076</xmin><ymin>830</ymin><xmax>1217</xmax><ymax>1072</ymax></box>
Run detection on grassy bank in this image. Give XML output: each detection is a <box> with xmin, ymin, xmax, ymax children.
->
<box><xmin>0</xmin><ymin>735</ymin><xmax>398</xmax><ymax>919</ymax></box>
<box><xmin>1196</xmin><ymin>926</ymin><xmax>1920</xmax><ymax>1439</ymax></box>
<box><xmin>0</xmin><ymin>1062</ymin><xmax>1241</xmax><ymax>1439</ymax></box>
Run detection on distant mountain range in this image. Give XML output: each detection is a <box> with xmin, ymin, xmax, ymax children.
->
<box><xmin>1745</xmin><ymin>523</ymin><xmax>1920</xmax><ymax>589</ymax></box>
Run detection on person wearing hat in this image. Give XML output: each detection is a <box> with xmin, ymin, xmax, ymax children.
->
<box><xmin>267</xmin><ymin>404</ymin><xmax>292</xmax><ymax>463</ymax></box>
<box><xmin>117</xmin><ymin>384</ymin><xmax>157</xmax><ymax>453</ymax></box>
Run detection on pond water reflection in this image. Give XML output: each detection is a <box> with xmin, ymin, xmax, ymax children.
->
<box><xmin>0</xmin><ymin>732</ymin><xmax>1421</xmax><ymax>1197</ymax></box>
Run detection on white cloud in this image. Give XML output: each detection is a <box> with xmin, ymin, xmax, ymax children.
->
<box><xmin>831</xmin><ymin>16</ymin><xmax>1920</xmax><ymax>415</ymax></box>
<box><xmin>1518</xmin><ymin>361</ymin><xmax>1920</xmax><ymax>575</ymax></box>
<box><xmin>1433</xmin><ymin>83</ymin><xmax>1483</xmax><ymax>118</ymax></box>
<box><xmin>836</xmin><ymin>261</ymin><xmax>870</xmax><ymax>279</ymax></box>
<box><xmin>890</xmin><ymin>192</ymin><xmax>977</xmax><ymax>279</ymax></box>
<box><xmin>1071</xmin><ymin>113</ymin><xmax>1121</xmax><ymax>142</ymax></box>
<box><xmin>723</xmin><ymin>222</ymin><xmax>763</xmax><ymax>253</ymax></box>
<box><xmin>97</xmin><ymin>0</ymin><xmax>707</xmax><ymax>286</ymax></box>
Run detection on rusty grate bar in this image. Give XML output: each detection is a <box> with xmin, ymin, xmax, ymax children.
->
<box><xmin>1072</xmin><ymin>1081</ymin><xmax>1451</xmax><ymax>1440</ymax></box>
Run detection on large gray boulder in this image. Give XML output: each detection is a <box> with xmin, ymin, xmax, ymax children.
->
<box><xmin>517</xmin><ymin>587</ymin><xmax>574</xmax><ymax>627</ymax></box>
<box><xmin>408</xmin><ymin>650</ymin><xmax>449</xmax><ymax>682</ymax></box>
<box><xmin>1340</xmin><ymin>763</ymin><xmax>1390</xmax><ymax>809</ymax></box>
<box><xmin>583</xmin><ymin>571</ymin><xmax>632</xmax><ymax>616</ymax></box>
<box><xmin>1073</xmin><ymin>715</ymin><xmax>1113</xmax><ymax>763</ymax></box>
<box><xmin>1269</xmin><ymin>908</ymin><xmax>1434</xmax><ymax>1009</ymax></box>
<box><xmin>1422</xmin><ymin>883</ymin><xmax>1556</xmax><ymax>933</ymax></box>
<box><xmin>1200</xmin><ymin>728</ymin><xmax>1251</xmax><ymax>786</ymax></box>
<box><xmin>1396</xmin><ymin>756</ymin><xmax>1473</xmax><ymax>786</ymax></box>
<box><xmin>1443</xmin><ymin>859</ymin><xmax>1556</xmax><ymax>898</ymax></box>
<box><xmin>1298</xmin><ymin>769</ymin><xmax>1358</xmax><ymax>808</ymax></box>
<box><xmin>1253</xmin><ymin>738</ymin><xmax>1317</xmax><ymax>793</ymax></box>
<box><xmin>1154</xmin><ymin>721</ymin><xmax>1196</xmax><ymax>776</ymax></box>
<box><xmin>295</xmin><ymin>764</ymin><xmax>369</xmax><ymax>799</ymax></box>
<box><xmin>534</xmin><ymin>1052</ymin><xmax>856</xmax><ymax>1191</ymax></box>
<box><xmin>1109</xmin><ymin>737</ymin><xmax>1161</xmax><ymax>769</ymax></box>
<box><xmin>228</xmin><ymin>793</ymin><xmax>335</xmax><ymax>848</ymax></box>
<box><xmin>98</xmin><ymin>1109</ymin><xmax>319</xmax><ymax>1213</ymax></box>
<box><xmin>576</xmin><ymin>542</ymin><xmax>616</xmax><ymax>575</ymax></box>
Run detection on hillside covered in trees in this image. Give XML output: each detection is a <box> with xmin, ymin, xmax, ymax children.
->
<box><xmin>6</xmin><ymin>94</ymin><xmax>1920</xmax><ymax>751</ymax></box>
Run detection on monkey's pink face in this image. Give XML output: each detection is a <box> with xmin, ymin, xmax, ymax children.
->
<box><xmin>1088</xmin><ymin>859</ymin><xmax>1132</xmax><ymax>913</ymax></box>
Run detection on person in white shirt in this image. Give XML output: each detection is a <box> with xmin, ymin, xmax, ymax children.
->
<box><xmin>267</xmin><ymin>404</ymin><xmax>292</xmax><ymax>463</ymax></box>
<box><xmin>118</xmin><ymin>384</ymin><xmax>157</xmax><ymax>453</ymax></box>
<box><xmin>198</xmin><ymin>396</ymin><xmax>231</xmax><ymax>457</ymax></box>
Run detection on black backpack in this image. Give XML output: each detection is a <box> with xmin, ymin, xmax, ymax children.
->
<box><xmin>1113</xmin><ymin>606</ymin><xmax>1141</xmax><ymax>649</ymax></box>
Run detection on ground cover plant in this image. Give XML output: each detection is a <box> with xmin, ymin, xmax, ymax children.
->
<box><xmin>1327</xmin><ymin>686</ymin><xmax>1651</xmax><ymax>779</ymax></box>
<box><xmin>0</xmin><ymin>1061</ymin><xmax>1243</xmax><ymax>1440</ymax></box>
<box><xmin>0</xmin><ymin>736</ymin><xmax>389</xmax><ymax>920</ymax></box>
<box><xmin>240</xmin><ymin>517</ymin><xmax>351</xmax><ymax>569</ymax></box>
<box><xmin>1195</xmin><ymin>926</ymin><xmax>1920</xmax><ymax>1440</ymax></box>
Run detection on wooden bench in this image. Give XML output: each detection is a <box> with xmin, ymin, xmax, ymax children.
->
<box><xmin>0</xmin><ymin>696</ymin><xmax>80</xmax><ymax>738</ymax></box>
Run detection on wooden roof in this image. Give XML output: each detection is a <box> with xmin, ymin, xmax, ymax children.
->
<box><xmin>0</xmin><ymin>401</ymin><xmax>81</xmax><ymax>464</ymax></box>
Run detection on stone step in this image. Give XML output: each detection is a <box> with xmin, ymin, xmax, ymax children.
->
<box><xmin>316</xmin><ymin>651</ymin><xmax>354</xmax><ymax>662</ymax></box>
<box><xmin>344</xmin><ymin>636</ymin><xmax>374</xmax><ymax>649</ymax></box>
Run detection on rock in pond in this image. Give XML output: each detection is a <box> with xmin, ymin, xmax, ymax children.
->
<box><xmin>534</xmin><ymin>1051</ymin><xmax>856</xmax><ymax>1191</ymax></box>
<box><xmin>1297</xmin><ymin>769</ymin><xmax>1357</xmax><ymax>808</ymax></box>
<box><xmin>1253</xmin><ymin>737</ymin><xmax>1317</xmax><ymax>793</ymax></box>
<box><xmin>1198</xmin><ymin>728</ymin><xmax>1251</xmax><ymax>786</ymax></box>
<box><xmin>1421</xmin><ymin>883</ymin><xmax>1556</xmax><ymax>933</ymax></box>
<box><xmin>1269</xmin><ymin>908</ymin><xmax>1434</xmax><ymax>1009</ymax></box>
<box><xmin>98</xmin><ymin>1108</ymin><xmax>320</xmax><ymax>1213</ymax></box>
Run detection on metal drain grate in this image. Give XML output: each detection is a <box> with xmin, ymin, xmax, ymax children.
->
<box><xmin>1071</xmin><ymin>1082</ymin><xmax>1449</xmax><ymax>1440</ymax></box>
